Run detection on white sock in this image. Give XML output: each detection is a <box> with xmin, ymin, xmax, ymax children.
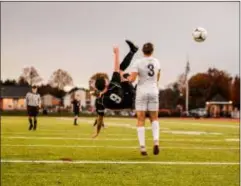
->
<box><xmin>137</xmin><ymin>126</ymin><xmax>145</xmax><ymax>149</ymax></box>
<box><xmin>152</xmin><ymin>120</ymin><xmax>159</xmax><ymax>145</ymax></box>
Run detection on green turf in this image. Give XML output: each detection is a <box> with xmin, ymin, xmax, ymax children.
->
<box><xmin>1</xmin><ymin>116</ymin><xmax>240</xmax><ymax>186</ymax></box>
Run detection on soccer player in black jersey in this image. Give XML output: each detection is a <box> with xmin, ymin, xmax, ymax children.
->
<box><xmin>71</xmin><ymin>96</ymin><xmax>81</xmax><ymax>125</ymax></box>
<box><xmin>92</xmin><ymin>40</ymin><xmax>138</xmax><ymax>137</ymax></box>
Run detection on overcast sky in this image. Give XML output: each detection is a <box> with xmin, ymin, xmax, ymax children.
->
<box><xmin>1</xmin><ymin>2</ymin><xmax>239</xmax><ymax>89</ymax></box>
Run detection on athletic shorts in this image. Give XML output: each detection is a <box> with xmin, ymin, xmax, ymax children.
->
<box><xmin>135</xmin><ymin>91</ymin><xmax>159</xmax><ymax>111</ymax></box>
<box><xmin>27</xmin><ymin>106</ymin><xmax>39</xmax><ymax>117</ymax></box>
<box><xmin>120</xmin><ymin>81</ymin><xmax>135</xmax><ymax>109</ymax></box>
<box><xmin>74</xmin><ymin>110</ymin><xmax>79</xmax><ymax>116</ymax></box>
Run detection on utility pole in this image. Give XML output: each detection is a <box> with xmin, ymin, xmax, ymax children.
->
<box><xmin>185</xmin><ymin>54</ymin><xmax>190</xmax><ymax>113</ymax></box>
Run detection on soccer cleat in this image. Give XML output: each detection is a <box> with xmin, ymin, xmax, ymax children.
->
<box><xmin>141</xmin><ymin>151</ymin><xmax>148</xmax><ymax>156</ymax></box>
<box><xmin>126</xmin><ymin>40</ymin><xmax>138</xmax><ymax>53</ymax></box>
<box><xmin>140</xmin><ymin>146</ymin><xmax>147</xmax><ymax>156</ymax></box>
<box><xmin>153</xmin><ymin>145</ymin><xmax>160</xmax><ymax>155</ymax></box>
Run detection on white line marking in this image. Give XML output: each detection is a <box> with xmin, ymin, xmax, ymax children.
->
<box><xmin>2</xmin><ymin>144</ymin><xmax>239</xmax><ymax>150</ymax></box>
<box><xmin>1</xmin><ymin>130</ymin><xmax>223</xmax><ymax>136</ymax></box>
<box><xmin>3</xmin><ymin>136</ymin><xmax>240</xmax><ymax>142</ymax></box>
<box><xmin>163</xmin><ymin>121</ymin><xmax>239</xmax><ymax>128</ymax></box>
<box><xmin>1</xmin><ymin>132</ymin><xmax>137</xmax><ymax>137</ymax></box>
<box><xmin>161</xmin><ymin>131</ymin><xmax>222</xmax><ymax>135</ymax></box>
<box><xmin>1</xmin><ymin>159</ymin><xmax>239</xmax><ymax>165</ymax></box>
<box><xmin>225</xmin><ymin>139</ymin><xmax>240</xmax><ymax>142</ymax></box>
<box><xmin>58</xmin><ymin>117</ymin><xmax>239</xmax><ymax>129</ymax></box>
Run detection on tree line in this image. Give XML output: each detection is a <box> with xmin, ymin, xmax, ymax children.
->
<box><xmin>160</xmin><ymin>68</ymin><xmax>240</xmax><ymax>110</ymax></box>
<box><xmin>1</xmin><ymin>66</ymin><xmax>240</xmax><ymax>109</ymax></box>
<box><xmin>1</xmin><ymin>67</ymin><xmax>71</xmax><ymax>98</ymax></box>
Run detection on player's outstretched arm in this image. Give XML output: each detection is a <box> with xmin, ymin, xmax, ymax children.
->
<box><xmin>113</xmin><ymin>46</ymin><xmax>120</xmax><ymax>72</ymax></box>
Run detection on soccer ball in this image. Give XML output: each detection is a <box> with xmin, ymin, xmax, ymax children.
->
<box><xmin>192</xmin><ymin>27</ymin><xmax>207</xmax><ymax>42</ymax></box>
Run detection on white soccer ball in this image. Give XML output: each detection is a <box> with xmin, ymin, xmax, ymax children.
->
<box><xmin>192</xmin><ymin>27</ymin><xmax>207</xmax><ymax>42</ymax></box>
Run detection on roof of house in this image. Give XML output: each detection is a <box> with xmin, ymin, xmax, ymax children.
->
<box><xmin>42</xmin><ymin>94</ymin><xmax>61</xmax><ymax>100</ymax></box>
<box><xmin>0</xmin><ymin>86</ymin><xmax>31</xmax><ymax>98</ymax></box>
<box><xmin>67</xmin><ymin>87</ymin><xmax>87</xmax><ymax>94</ymax></box>
<box><xmin>210</xmin><ymin>94</ymin><xmax>227</xmax><ymax>102</ymax></box>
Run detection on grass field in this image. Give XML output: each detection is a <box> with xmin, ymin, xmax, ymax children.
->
<box><xmin>1</xmin><ymin>116</ymin><xmax>240</xmax><ymax>186</ymax></box>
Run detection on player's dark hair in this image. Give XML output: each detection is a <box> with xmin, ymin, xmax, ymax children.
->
<box><xmin>142</xmin><ymin>42</ymin><xmax>154</xmax><ymax>55</ymax></box>
<box><xmin>95</xmin><ymin>77</ymin><xmax>106</xmax><ymax>91</ymax></box>
<box><xmin>123</xmin><ymin>73</ymin><xmax>130</xmax><ymax>79</ymax></box>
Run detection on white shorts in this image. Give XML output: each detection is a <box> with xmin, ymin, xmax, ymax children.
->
<box><xmin>135</xmin><ymin>91</ymin><xmax>159</xmax><ymax>111</ymax></box>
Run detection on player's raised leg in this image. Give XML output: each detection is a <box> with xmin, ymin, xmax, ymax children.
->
<box><xmin>120</xmin><ymin>40</ymin><xmax>138</xmax><ymax>72</ymax></box>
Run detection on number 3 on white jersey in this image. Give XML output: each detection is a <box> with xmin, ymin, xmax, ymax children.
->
<box><xmin>110</xmin><ymin>93</ymin><xmax>122</xmax><ymax>104</ymax></box>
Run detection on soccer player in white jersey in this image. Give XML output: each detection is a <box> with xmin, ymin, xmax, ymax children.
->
<box><xmin>25</xmin><ymin>85</ymin><xmax>41</xmax><ymax>131</ymax></box>
<box><xmin>128</xmin><ymin>42</ymin><xmax>160</xmax><ymax>156</ymax></box>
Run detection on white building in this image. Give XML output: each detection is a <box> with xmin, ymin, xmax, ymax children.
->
<box><xmin>63</xmin><ymin>87</ymin><xmax>97</xmax><ymax>110</ymax></box>
<box><xmin>63</xmin><ymin>88</ymin><xmax>86</xmax><ymax>108</ymax></box>
<box><xmin>41</xmin><ymin>94</ymin><xmax>61</xmax><ymax>107</ymax></box>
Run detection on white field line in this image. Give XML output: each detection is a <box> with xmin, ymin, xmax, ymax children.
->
<box><xmin>1</xmin><ymin>132</ymin><xmax>137</xmax><ymax>137</ymax></box>
<box><xmin>1</xmin><ymin>144</ymin><xmax>239</xmax><ymax>150</ymax></box>
<box><xmin>160</xmin><ymin>121</ymin><xmax>239</xmax><ymax>128</ymax></box>
<box><xmin>1</xmin><ymin>159</ymin><xmax>239</xmax><ymax>165</ymax></box>
<box><xmin>1</xmin><ymin>130</ymin><xmax>223</xmax><ymax>136</ymax></box>
<box><xmin>57</xmin><ymin>117</ymin><xmax>239</xmax><ymax>129</ymax></box>
<box><xmin>2</xmin><ymin>136</ymin><xmax>240</xmax><ymax>142</ymax></box>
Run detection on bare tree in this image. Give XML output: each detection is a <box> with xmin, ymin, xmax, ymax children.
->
<box><xmin>49</xmin><ymin>69</ymin><xmax>73</xmax><ymax>90</ymax></box>
<box><xmin>167</xmin><ymin>73</ymin><xmax>186</xmax><ymax>93</ymax></box>
<box><xmin>19</xmin><ymin>66</ymin><xmax>42</xmax><ymax>86</ymax></box>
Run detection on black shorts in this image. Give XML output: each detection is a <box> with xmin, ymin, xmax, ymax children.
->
<box><xmin>74</xmin><ymin>110</ymin><xmax>79</xmax><ymax>116</ymax></box>
<box><xmin>27</xmin><ymin>106</ymin><xmax>39</xmax><ymax>117</ymax></box>
<box><xmin>120</xmin><ymin>81</ymin><xmax>135</xmax><ymax>109</ymax></box>
<box><xmin>95</xmin><ymin>98</ymin><xmax>105</xmax><ymax>116</ymax></box>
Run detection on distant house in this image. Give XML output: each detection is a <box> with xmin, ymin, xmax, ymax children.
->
<box><xmin>0</xmin><ymin>86</ymin><xmax>30</xmax><ymax>110</ymax></box>
<box><xmin>41</xmin><ymin>94</ymin><xmax>61</xmax><ymax>108</ymax></box>
<box><xmin>63</xmin><ymin>87</ymin><xmax>86</xmax><ymax>108</ymax></box>
<box><xmin>206</xmin><ymin>94</ymin><xmax>233</xmax><ymax>117</ymax></box>
<box><xmin>63</xmin><ymin>87</ymin><xmax>96</xmax><ymax>109</ymax></box>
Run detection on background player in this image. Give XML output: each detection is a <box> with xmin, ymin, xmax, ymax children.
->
<box><xmin>128</xmin><ymin>42</ymin><xmax>161</xmax><ymax>156</ymax></box>
<box><xmin>71</xmin><ymin>94</ymin><xmax>81</xmax><ymax>125</ymax></box>
<box><xmin>25</xmin><ymin>85</ymin><xmax>41</xmax><ymax>131</ymax></box>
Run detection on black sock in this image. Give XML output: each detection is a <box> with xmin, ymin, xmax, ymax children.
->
<box><xmin>28</xmin><ymin>118</ymin><xmax>33</xmax><ymax>130</ymax></box>
<box><xmin>120</xmin><ymin>51</ymin><xmax>135</xmax><ymax>71</ymax></box>
<box><xmin>29</xmin><ymin>118</ymin><xmax>33</xmax><ymax>125</ymax></box>
<box><xmin>74</xmin><ymin>118</ymin><xmax>77</xmax><ymax>125</ymax></box>
<box><xmin>33</xmin><ymin>118</ymin><xmax>37</xmax><ymax>130</ymax></box>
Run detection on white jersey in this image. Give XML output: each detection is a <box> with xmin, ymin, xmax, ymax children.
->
<box><xmin>26</xmin><ymin>92</ymin><xmax>41</xmax><ymax>107</ymax></box>
<box><xmin>132</xmin><ymin>56</ymin><xmax>160</xmax><ymax>92</ymax></box>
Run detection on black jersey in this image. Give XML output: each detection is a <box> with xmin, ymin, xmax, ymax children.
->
<box><xmin>72</xmin><ymin>99</ymin><xmax>80</xmax><ymax>113</ymax></box>
<box><xmin>101</xmin><ymin>72</ymin><xmax>124</xmax><ymax>109</ymax></box>
<box><xmin>95</xmin><ymin>72</ymin><xmax>135</xmax><ymax>115</ymax></box>
<box><xmin>119</xmin><ymin>81</ymin><xmax>135</xmax><ymax>109</ymax></box>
